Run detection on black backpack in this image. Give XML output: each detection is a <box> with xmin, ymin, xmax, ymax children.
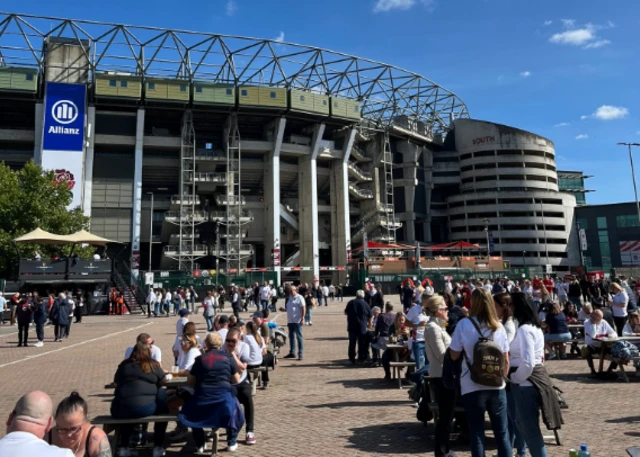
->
<box><xmin>462</xmin><ymin>318</ymin><xmax>505</xmax><ymax>388</ymax></box>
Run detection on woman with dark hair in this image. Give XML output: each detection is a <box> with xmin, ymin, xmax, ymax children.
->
<box><xmin>48</xmin><ymin>392</ymin><xmax>111</xmax><ymax>457</ymax></box>
<box><xmin>544</xmin><ymin>303</ymin><xmax>571</xmax><ymax>360</ymax></box>
<box><xmin>111</xmin><ymin>342</ymin><xmax>169</xmax><ymax>457</ymax></box>
<box><xmin>449</xmin><ymin>288</ymin><xmax>511</xmax><ymax>457</ymax></box>
<box><xmin>442</xmin><ymin>290</ymin><xmax>466</xmax><ymax>335</ymax></box>
<box><xmin>507</xmin><ymin>293</ymin><xmax>552</xmax><ymax>457</ymax></box>
<box><xmin>493</xmin><ymin>292</ymin><xmax>516</xmax><ymax>344</ymax></box>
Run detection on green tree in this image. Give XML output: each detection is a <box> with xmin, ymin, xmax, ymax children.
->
<box><xmin>0</xmin><ymin>160</ymin><xmax>90</xmax><ymax>276</ymax></box>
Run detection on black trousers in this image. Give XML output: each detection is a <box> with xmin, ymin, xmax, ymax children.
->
<box><xmin>235</xmin><ymin>379</ymin><xmax>254</xmax><ymax>433</ymax></box>
<box><xmin>18</xmin><ymin>323</ymin><xmax>29</xmax><ymax>345</ymax></box>
<box><xmin>614</xmin><ymin>316</ymin><xmax>627</xmax><ymax>337</ymax></box>
<box><xmin>35</xmin><ymin>322</ymin><xmax>44</xmax><ymax>342</ymax></box>
<box><xmin>586</xmin><ymin>345</ymin><xmax>618</xmax><ymax>372</ymax></box>
<box><xmin>232</xmin><ymin>307</ymin><xmax>240</xmax><ymax>320</ymax></box>
<box><xmin>248</xmin><ymin>354</ymin><xmax>275</xmax><ymax>384</ymax></box>
<box><xmin>348</xmin><ymin>331</ymin><xmax>368</xmax><ymax>362</ymax></box>
<box><xmin>54</xmin><ymin>324</ymin><xmax>69</xmax><ymax>340</ymax></box>
<box><xmin>433</xmin><ymin>377</ymin><xmax>456</xmax><ymax>457</ymax></box>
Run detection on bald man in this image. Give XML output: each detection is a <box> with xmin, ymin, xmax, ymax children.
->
<box><xmin>583</xmin><ymin>309</ymin><xmax>618</xmax><ymax>376</ymax></box>
<box><xmin>0</xmin><ymin>391</ymin><xmax>73</xmax><ymax>455</ymax></box>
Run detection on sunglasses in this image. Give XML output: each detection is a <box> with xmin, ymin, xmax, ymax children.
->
<box><xmin>57</xmin><ymin>425</ymin><xmax>83</xmax><ymax>435</ymax></box>
<box><xmin>226</xmin><ymin>339</ymin><xmax>238</xmax><ymax>344</ymax></box>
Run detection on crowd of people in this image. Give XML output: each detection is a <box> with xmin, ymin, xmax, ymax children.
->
<box><xmin>345</xmin><ymin>273</ymin><xmax>640</xmax><ymax>457</ymax></box>
<box><xmin>0</xmin><ymin>291</ymin><xmax>85</xmax><ymax>347</ymax></box>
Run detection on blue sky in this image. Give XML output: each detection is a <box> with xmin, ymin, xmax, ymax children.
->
<box><xmin>3</xmin><ymin>0</ymin><xmax>637</xmax><ymax>204</ymax></box>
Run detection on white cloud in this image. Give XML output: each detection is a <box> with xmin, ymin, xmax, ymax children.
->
<box><xmin>584</xmin><ymin>39</ymin><xmax>611</xmax><ymax>49</ymax></box>
<box><xmin>549</xmin><ymin>21</ymin><xmax>613</xmax><ymax>49</ymax></box>
<box><xmin>550</xmin><ymin>28</ymin><xmax>595</xmax><ymax>46</ymax></box>
<box><xmin>554</xmin><ymin>122</ymin><xmax>570</xmax><ymax>127</ymax></box>
<box><xmin>592</xmin><ymin>105</ymin><xmax>629</xmax><ymax>120</ymax></box>
<box><xmin>575</xmin><ymin>134</ymin><xmax>589</xmax><ymax>140</ymax></box>
<box><xmin>373</xmin><ymin>0</ymin><xmax>433</xmax><ymax>13</ymax></box>
<box><xmin>520</xmin><ymin>71</ymin><xmax>531</xmax><ymax>78</ymax></box>
<box><xmin>274</xmin><ymin>31</ymin><xmax>285</xmax><ymax>43</ymax></box>
<box><xmin>543</xmin><ymin>20</ymin><xmax>553</xmax><ymax>26</ymax></box>
<box><xmin>225</xmin><ymin>0</ymin><xmax>237</xmax><ymax>16</ymax></box>
<box><xmin>580</xmin><ymin>115</ymin><xmax>589</xmax><ymax>120</ymax></box>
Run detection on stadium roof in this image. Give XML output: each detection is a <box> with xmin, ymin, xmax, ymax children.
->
<box><xmin>0</xmin><ymin>12</ymin><xmax>469</xmax><ymax>134</ymax></box>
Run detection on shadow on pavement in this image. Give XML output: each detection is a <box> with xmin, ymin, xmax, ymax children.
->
<box><xmin>346</xmin><ymin>422</ymin><xmax>433</xmax><ymax>453</ymax></box>
<box><xmin>549</xmin><ymin>372</ymin><xmax>617</xmax><ymax>384</ymax></box>
<box><xmin>606</xmin><ymin>416</ymin><xmax>640</xmax><ymax>424</ymax></box>
<box><xmin>307</xmin><ymin>400</ymin><xmax>409</xmax><ymax>409</ymax></box>
<box><xmin>311</xmin><ymin>336</ymin><xmax>348</xmax><ymax>341</ymax></box>
<box><xmin>327</xmin><ymin>378</ymin><xmax>397</xmax><ymax>390</ymax></box>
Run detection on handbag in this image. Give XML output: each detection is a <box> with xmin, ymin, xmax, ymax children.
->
<box><xmin>442</xmin><ymin>348</ymin><xmax>462</xmax><ymax>391</ymax></box>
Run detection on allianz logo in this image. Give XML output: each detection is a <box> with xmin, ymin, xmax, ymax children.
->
<box><xmin>49</xmin><ymin>99</ymin><xmax>81</xmax><ymax>135</ymax></box>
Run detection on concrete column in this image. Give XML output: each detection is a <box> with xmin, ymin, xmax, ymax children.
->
<box><xmin>130</xmin><ymin>108</ymin><xmax>145</xmax><ymax>280</ymax></box>
<box><xmin>264</xmin><ymin>117</ymin><xmax>286</xmax><ymax>287</ymax></box>
<box><xmin>397</xmin><ymin>141</ymin><xmax>420</xmax><ymax>242</ymax></box>
<box><xmin>422</xmin><ymin>147</ymin><xmax>434</xmax><ymax>243</ymax></box>
<box><xmin>330</xmin><ymin>128</ymin><xmax>356</xmax><ymax>285</ymax></box>
<box><xmin>33</xmin><ymin>103</ymin><xmax>44</xmax><ymax>165</ymax></box>
<box><xmin>82</xmin><ymin>106</ymin><xmax>96</xmax><ymax>219</ymax></box>
<box><xmin>299</xmin><ymin>123</ymin><xmax>325</xmax><ymax>284</ymax></box>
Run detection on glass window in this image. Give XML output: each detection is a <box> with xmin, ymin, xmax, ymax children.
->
<box><xmin>597</xmin><ymin>216</ymin><xmax>607</xmax><ymax>229</ymax></box>
<box><xmin>616</xmin><ymin>214</ymin><xmax>640</xmax><ymax>228</ymax></box>
<box><xmin>241</xmin><ymin>89</ymin><xmax>248</xmax><ymax>96</ymax></box>
<box><xmin>270</xmin><ymin>91</ymin><xmax>276</xmax><ymax>99</ymax></box>
<box><xmin>577</xmin><ymin>218</ymin><xmax>588</xmax><ymax>230</ymax></box>
<box><xmin>323</xmin><ymin>100</ymin><xmax>327</xmax><ymax>106</ymax></box>
<box><xmin>25</xmin><ymin>73</ymin><xmax>34</xmax><ymax>81</ymax></box>
<box><xmin>300</xmin><ymin>95</ymin><xmax>305</xmax><ymax>101</ymax></box>
<box><xmin>195</xmin><ymin>86</ymin><xmax>202</xmax><ymax>93</ymax></box>
<box><xmin>180</xmin><ymin>85</ymin><xmax>187</xmax><ymax>92</ymax></box>
<box><xmin>148</xmin><ymin>82</ymin><xmax>155</xmax><ymax>90</ymax></box>
<box><xmin>109</xmin><ymin>80</ymin><xmax>117</xmax><ymax>87</ymax></box>
<box><xmin>226</xmin><ymin>88</ymin><xmax>233</xmax><ymax>95</ymax></box>
<box><xmin>120</xmin><ymin>80</ymin><xmax>128</xmax><ymax>88</ymax></box>
<box><xmin>354</xmin><ymin>106</ymin><xmax>359</xmax><ymax>112</ymax></box>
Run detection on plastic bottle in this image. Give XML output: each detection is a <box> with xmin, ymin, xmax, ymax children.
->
<box><xmin>578</xmin><ymin>444</ymin><xmax>591</xmax><ymax>457</ymax></box>
<box><xmin>569</xmin><ymin>449</ymin><xmax>579</xmax><ymax>457</ymax></box>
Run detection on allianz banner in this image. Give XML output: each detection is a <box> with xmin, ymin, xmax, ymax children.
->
<box><xmin>42</xmin><ymin>82</ymin><xmax>87</xmax><ymax>208</ymax></box>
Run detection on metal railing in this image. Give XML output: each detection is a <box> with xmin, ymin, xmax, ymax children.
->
<box><xmin>164</xmin><ymin>211</ymin><xmax>208</xmax><ymax>222</ymax></box>
<box><xmin>163</xmin><ymin>244</ymin><xmax>208</xmax><ymax>255</ymax></box>
<box><xmin>186</xmin><ymin>172</ymin><xmax>227</xmax><ymax>183</ymax></box>
<box><xmin>348</xmin><ymin>162</ymin><xmax>373</xmax><ymax>180</ymax></box>
<box><xmin>215</xmin><ymin>195</ymin><xmax>246</xmax><ymax>206</ymax></box>
<box><xmin>170</xmin><ymin>195</ymin><xmax>200</xmax><ymax>205</ymax></box>
<box><xmin>348</xmin><ymin>183</ymin><xmax>374</xmax><ymax>199</ymax></box>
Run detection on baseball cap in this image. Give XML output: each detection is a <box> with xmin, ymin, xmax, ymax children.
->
<box><xmin>424</xmin><ymin>286</ymin><xmax>434</xmax><ymax>297</ymax></box>
<box><xmin>218</xmin><ymin>315</ymin><xmax>230</xmax><ymax>325</ymax></box>
<box><xmin>252</xmin><ymin>311</ymin><xmax>264</xmax><ymax>318</ymax></box>
<box><xmin>178</xmin><ymin>308</ymin><xmax>191</xmax><ymax>317</ymax></box>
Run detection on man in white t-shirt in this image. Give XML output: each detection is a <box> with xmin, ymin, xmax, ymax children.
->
<box><xmin>0</xmin><ymin>391</ymin><xmax>73</xmax><ymax>456</ymax></box>
<box><xmin>176</xmin><ymin>308</ymin><xmax>190</xmax><ymax>335</ymax></box>
<box><xmin>146</xmin><ymin>288</ymin><xmax>157</xmax><ymax>318</ymax></box>
<box><xmin>216</xmin><ymin>315</ymin><xmax>230</xmax><ymax>343</ymax></box>
<box><xmin>583</xmin><ymin>309</ymin><xmax>618</xmax><ymax>375</ymax></box>
<box><xmin>259</xmin><ymin>283</ymin><xmax>271</xmax><ymax>312</ymax></box>
<box><xmin>124</xmin><ymin>333</ymin><xmax>162</xmax><ymax>363</ymax></box>
<box><xmin>321</xmin><ymin>284</ymin><xmax>329</xmax><ymax>306</ymax></box>
<box><xmin>281</xmin><ymin>285</ymin><xmax>305</xmax><ymax>360</ymax></box>
<box><xmin>224</xmin><ymin>327</ymin><xmax>257</xmax><ymax>446</ymax></box>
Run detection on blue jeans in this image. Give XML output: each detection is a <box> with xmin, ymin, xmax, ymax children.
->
<box><xmin>507</xmin><ymin>389</ymin><xmax>527</xmax><ymax>456</ymax></box>
<box><xmin>287</xmin><ymin>323</ymin><xmax>303</xmax><ymax>357</ymax></box>
<box><xmin>261</xmin><ymin>300</ymin><xmax>269</xmax><ymax>311</ymax></box>
<box><xmin>510</xmin><ymin>385</ymin><xmax>548</xmax><ymax>457</ymax></box>
<box><xmin>205</xmin><ymin>315</ymin><xmax>214</xmax><ymax>332</ymax></box>
<box><xmin>412</xmin><ymin>340</ymin><xmax>426</xmax><ymax>371</ymax></box>
<box><xmin>461</xmin><ymin>389</ymin><xmax>511</xmax><ymax>457</ymax></box>
<box><xmin>305</xmin><ymin>307</ymin><xmax>312</xmax><ymax>324</ymax></box>
<box><xmin>111</xmin><ymin>389</ymin><xmax>169</xmax><ymax>448</ymax></box>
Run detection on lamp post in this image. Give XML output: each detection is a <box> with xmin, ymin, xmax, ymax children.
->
<box><xmin>146</xmin><ymin>192</ymin><xmax>154</xmax><ymax>272</ymax></box>
<box><xmin>617</xmin><ymin>143</ymin><xmax>640</xmax><ymax>227</ymax></box>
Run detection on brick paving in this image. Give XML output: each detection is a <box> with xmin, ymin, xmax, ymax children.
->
<box><xmin>0</xmin><ymin>297</ymin><xmax>636</xmax><ymax>456</ymax></box>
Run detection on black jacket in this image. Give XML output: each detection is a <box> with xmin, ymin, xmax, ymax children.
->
<box><xmin>344</xmin><ymin>298</ymin><xmax>372</xmax><ymax>334</ymax></box>
<box><xmin>50</xmin><ymin>298</ymin><xmax>70</xmax><ymax>325</ymax></box>
<box><xmin>528</xmin><ymin>365</ymin><xmax>564</xmax><ymax>430</ymax></box>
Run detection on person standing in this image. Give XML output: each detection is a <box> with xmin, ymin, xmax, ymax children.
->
<box><xmin>0</xmin><ymin>292</ymin><xmax>6</xmax><ymax>325</ymax></box>
<box><xmin>371</xmin><ymin>285</ymin><xmax>384</xmax><ymax>310</ymax></box>
<box><xmin>344</xmin><ymin>290</ymin><xmax>372</xmax><ymax>365</ymax></box>
<box><xmin>259</xmin><ymin>282</ymin><xmax>271</xmax><ymax>312</ymax></box>
<box><xmin>33</xmin><ymin>296</ymin><xmax>47</xmax><ymax>348</ymax></box>
<box><xmin>329</xmin><ymin>284</ymin><xmax>335</xmax><ymax>301</ymax></box>
<box><xmin>50</xmin><ymin>293</ymin><xmax>69</xmax><ymax>342</ymax></box>
<box><xmin>203</xmin><ymin>291</ymin><xmax>216</xmax><ymax>332</ymax></box>
<box><xmin>337</xmin><ymin>284</ymin><xmax>343</xmax><ymax>302</ymax></box>
<box><xmin>449</xmin><ymin>288</ymin><xmax>511</xmax><ymax>457</ymax></box>
<box><xmin>16</xmin><ymin>295</ymin><xmax>33</xmax><ymax>347</ymax></box>
<box><xmin>424</xmin><ymin>295</ymin><xmax>455</xmax><ymax>457</ymax></box>
<box><xmin>0</xmin><ymin>391</ymin><xmax>73</xmax><ymax>456</ymax></box>
<box><xmin>230</xmin><ymin>286</ymin><xmax>241</xmax><ymax>320</ymax></box>
<box><xmin>74</xmin><ymin>291</ymin><xmax>84</xmax><ymax>323</ymax></box>
<box><xmin>321</xmin><ymin>283</ymin><xmax>329</xmax><ymax>306</ymax></box>
<box><xmin>188</xmin><ymin>285</ymin><xmax>198</xmax><ymax>314</ymax></box>
<box><xmin>146</xmin><ymin>288</ymin><xmax>157</xmax><ymax>318</ymax></box>
<box><xmin>281</xmin><ymin>285</ymin><xmax>305</xmax><ymax>360</ymax></box>
<box><xmin>610</xmin><ymin>282</ymin><xmax>629</xmax><ymax>336</ymax></box>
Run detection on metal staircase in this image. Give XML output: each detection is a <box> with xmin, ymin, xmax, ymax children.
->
<box><xmin>219</xmin><ymin>114</ymin><xmax>253</xmax><ymax>274</ymax></box>
<box><xmin>163</xmin><ymin>111</ymin><xmax>206</xmax><ymax>270</ymax></box>
<box><xmin>381</xmin><ymin>132</ymin><xmax>398</xmax><ymax>243</ymax></box>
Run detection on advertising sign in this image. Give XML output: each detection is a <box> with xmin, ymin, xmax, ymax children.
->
<box><xmin>620</xmin><ymin>241</ymin><xmax>640</xmax><ymax>266</ymax></box>
<box><xmin>41</xmin><ymin>82</ymin><xmax>87</xmax><ymax>209</ymax></box>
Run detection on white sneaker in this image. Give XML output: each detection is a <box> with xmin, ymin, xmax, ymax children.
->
<box><xmin>196</xmin><ymin>446</ymin><xmax>205</xmax><ymax>453</ymax></box>
<box><xmin>152</xmin><ymin>447</ymin><xmax>165</xmax><ymax>457</ymax></box>
<box><xmin>227</xmin><ymin>443</ymin><xmax>238</xmax><ymax>452</ymax></box>
<box><xmin>34</xmin><ymin>341</ymin><xmax>43</xmax><ymax>348</ymax></box>
<box><xmin>246</xmin><ymin>432</ymin><xmax>256</xmax><ymax>445</ymax></box>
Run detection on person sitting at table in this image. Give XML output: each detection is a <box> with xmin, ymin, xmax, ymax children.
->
<box><xmin>371</xmin><ymin>302</ymin><xmax>395</xmax><ymax>367</ymax></box>
<box><xmin>583</xmin><ymin>309</ymin><xmax>618</xmax><ymax>377</ymax></box>
<box><xmin>577</xmin><ymin>303</ymin><xmax>592</xmax><ymax>323</ymax></box>
<box><xmin>622</xmin><ymin>311</ymin><xmax>640</xmax><ymax>336</ymax></box>
<box><xmin>245</xmin><ymin>321</ymin><xmax>274</xmax><ymax>388</ymax></box>
<box><xmin>47</xmin><ymin>392</ymin><xmax>110</xmax><ymax>457</ymax></box>
<box><xmin>172</xmin><ymin>322</ymin><xmax>203</xmax><ymax>363</ymax></box>
<box><xmin>562</xmin><ymin>302</ymin><xmax>579</xmax><ymax>324</ymax></box>
<box><xmin>369</xmin><ymin>306</ymin><xmax>382</xmax><ymax>365</ymax></box>
<box><xmin>544</xmin><ymin>303</ymin><xmax>572</xmax><ymax>360</ymax></box>
<box><xmin>179</xmin><ymin>332</ymin><xmax>245</xmax><ymax>453</ymax></box>
<box><xmin>125</xmin><ymin>333</ymin><xmax>162</xmax><ymax>363</ymax></box>
<box><xmin>111</xmin><ymin>342</ymin><xmax>169</xmax><ymax>457</ymax></box>
<box><xmin>380</xmin><ymin>312</ymin><xmax>410</xmax><ymax>380</ymax></box>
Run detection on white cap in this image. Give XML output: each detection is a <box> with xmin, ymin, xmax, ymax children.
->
<box><xmin>424</xmin><ymin>286</ymin><xmax>434</xmax><ymax>296</ymax></box>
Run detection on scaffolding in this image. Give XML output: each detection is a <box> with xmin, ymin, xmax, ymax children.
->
<box><xmin>381</xmin><ymin>132</ymin><xmax>397</xmax><ymax>243</ymax></box>
<box><xmin>219</xmin><ymin>113</ymin><xmax>252</xmax><ymax>274</ymax></box>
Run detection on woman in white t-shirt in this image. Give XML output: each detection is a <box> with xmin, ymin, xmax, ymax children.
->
<box><xmin>175</xmin><ymin>333</ymin><xmax>201</xmax><ymax>377</ymax></box>
<box><xmin>244</xmin><ymin>322</ymin><xmax>274</xmax><ymax>388</ymax></box>
<box><xmin>202</xmin><ymin>292</ymin><xmax>217</xmax><ymax>331</ymax></box>
<box><xmin>449</xmin><ymin>288</ymin><xmax>511</xmax><ymax>457</ymax></box>
<box><xmin>610</xmin><ymin>282</ymin><xmax>629</xmax><ymax>336</ymax></box>
<box><xmin>508</xmin><ymin>293</ymin><xmax>548</xmax><ymax>457</ymax></box>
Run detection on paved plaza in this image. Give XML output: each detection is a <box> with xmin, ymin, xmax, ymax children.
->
<box><xmin>0</xmin><ymin>296</ymin><xmax>636</xmax><ymax>456</ymax></box>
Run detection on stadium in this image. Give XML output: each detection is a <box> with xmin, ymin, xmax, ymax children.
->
<box><xmin>0</xmin><ymin>12</ymin><xmax>579</xmax><ymax>289</ymax></box>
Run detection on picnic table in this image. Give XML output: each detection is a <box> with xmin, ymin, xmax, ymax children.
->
<box><xmin>386</xmin><ymin>342</ymin><xmax>414</xmax><ymax>389</ymax></box>
<box><xmin>595</xmin><ymin>336</ymin><xmax>640</xmax><ymax>382</ymax></box>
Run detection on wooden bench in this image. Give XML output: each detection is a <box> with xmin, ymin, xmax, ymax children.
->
<box><xmin>248</xmin><ymin>367</ymin><xmax>267</xmax><ymax>395</ymax></box>
<box><xmin>612</xmin><ymin>356</ymin><xmax>640</xmax><ymax>383</ymax></box>
<box><xmin>423</xmin><ymin>377</ymin><xmax>563</xmax><ymax>446</ymax></box>
<box><xmin>92</xmin><ymin>414</ymin><xmax>222</xmax><ymax>456</ymax></box>
<box><xmin>389</xmin><ymin>361</ymin><xmax>415</xmax><ymax>389</ymax></box>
